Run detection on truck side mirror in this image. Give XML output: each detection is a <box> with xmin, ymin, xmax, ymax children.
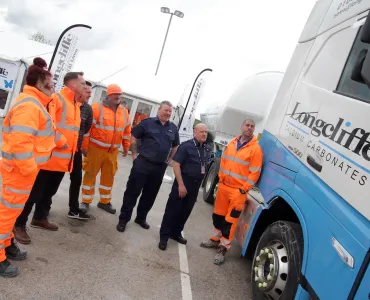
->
<box><xmin>351</xmin><ymin>12</ymin><xmax>370</xmax><ymax>88</ymax></box>
<box><xmin>361</xmin><ymin>50</ymin><xmax>370</xmax><ymax>88</ymax></box>
<box><xmin>351</xmin><ymin>49</ymin><xmax>367</xmax><ymax>83</ymax></box>
<box><xmin>361</xmin><ymin>12</ymin><xmax>370</xmax><ymax>44</ymax></box>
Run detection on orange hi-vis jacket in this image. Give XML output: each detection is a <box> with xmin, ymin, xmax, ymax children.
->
<box><xmin>219</xmin><ymin>135</ymin><xmax>263</xmax><ymax>191</ymax></box>
<box><xmin>82</xmin><ymin>99</ymin><xmax>131</xmax><ymax>152</ymax></box>
<box><xmin>42</xmin><ymin>86</ymin><xmax>81</xmax><ymax>173</ymax></box>
<box><xmin>1</xmin><ymin>85</ymin><xmax>57</xmax><ymax>176</ymax></box>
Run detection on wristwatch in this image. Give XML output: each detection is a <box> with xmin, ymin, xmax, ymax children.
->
<box><xmin>239</xmin><ymin>188</ymin><xmax>246</xmax><ymax>194</ymax></box>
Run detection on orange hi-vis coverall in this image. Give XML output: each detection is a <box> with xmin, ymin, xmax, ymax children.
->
<box><xmin>81</xmin><ymin>99</ymin><xmax>131</xmax><ymax>205</ymax></box>
<box><xmin>0</xmin><ymin>85</ymin><xmax>57</xmax><ymax>262</ymax></box>
<box><xmin>210</xmin><ymin>135</ymin><xmax>263</xmax><ymax>250</ymax></box>
<box><xmin>42</xmin><ymin>86</ymin><xmax>81</xmax><ymax>172</ymax></box>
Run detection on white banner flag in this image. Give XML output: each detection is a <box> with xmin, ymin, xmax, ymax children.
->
<box><xmin>178</xmin><ymin>68</ymin><xmax>212</xmax><ymax>143</ymax></box>
<box><xmin>0</xmin><ymin>60</ymin><xmax>18</xmax><ymax>91</ymax></box>
<box><xmin>49</xmin><ymin>24</ymin><xmax>92</xmax><ymax>92</ymax></box>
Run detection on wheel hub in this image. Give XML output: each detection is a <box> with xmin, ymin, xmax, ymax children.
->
<box><xmin>253</xmin><ymin>241</ymin><xmax>289</xmax><ymax>300</ymax></box>
<box><xmin>213</xmin><ymin>183</ymin><xmax>218</xmax><ymax>199</ymax></box>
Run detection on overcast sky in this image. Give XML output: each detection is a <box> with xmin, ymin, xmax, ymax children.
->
<box><xmin>0</xmin><ymin>0</ymin><xmax>317</xmax><ymax>114</ymax></box>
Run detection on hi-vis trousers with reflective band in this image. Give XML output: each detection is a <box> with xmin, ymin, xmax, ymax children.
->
<box><xmin>82</xmin><ymin>145</ymin><xmax>118</xmax><ymax>204</ymax></box>
<box><xmin>210</xmin><ymin>182</ymin><xmax>247</xmax><ymax>251</ymax></box>
<box><xmin>0</xmin><ymin>163</ymin><xmax>37</xmax><ymax>262</ymax></box>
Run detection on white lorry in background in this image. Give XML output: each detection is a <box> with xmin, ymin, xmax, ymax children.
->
<box><xmin>0</xmin><ymin>57</ymin><xmax>174</xmax><ymax>128</ymax></box>
<box><xmin>89</xmin><ymin>82</ymin><xmax>179</xmax><ymax>130</ymax></box>
<box><xmin>0</xmin><ymin>56</ymin><xmax>27</xmax><ymax>118</ymax></box>
<box><xmin>200</xmin><ymin>71</ymin><xmax>284</xmax><ymax>203</ymax></box>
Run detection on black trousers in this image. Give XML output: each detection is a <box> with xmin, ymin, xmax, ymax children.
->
<box><xmin>15</xmin><ymin>169</ymin><xmax>65</xmax><ymax>226</ymax></box>
<box><xmin>69</xmin><ymin>150</ymin><xmax>82</xmax><ymax>213</ymax></box>
<box><xmin>119</xmin><ymin>156</ymin><xmax>167</xmax><ymax>223</ymax></box>
<box><xmin>160</xmin><ymin>177</ymin><xmax>202</xmax><ymax>241</ymax></box>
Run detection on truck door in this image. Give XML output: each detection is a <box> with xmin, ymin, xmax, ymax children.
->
<box><xmin>278</xmin><ymin>10</ymin><xmax>370</xmax><ymax>298</ymax></box>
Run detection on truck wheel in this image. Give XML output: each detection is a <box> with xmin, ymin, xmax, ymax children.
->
<box><xmin>203</xmin><ymin>163</ymin><xmax>218</xmax><ymax>204</ymax></box>
<box><xmin>251</xmin><ymin>221</ymin><xmax>304</xmax><ymax>300</ymax></box>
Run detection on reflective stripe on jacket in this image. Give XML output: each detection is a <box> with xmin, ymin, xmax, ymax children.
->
<box><xmin>82</xmin><ymin>99</ymin><xmax>131</xmax><ymax>152</ymax></box>
<box><xmin>42</xmin><ymin>86</ymin><xmax>81</xmax><ymax>172</ymax></box>
<box><xmin>1</xmin><ymin>85</ymin><xmax>57</xmax><ymax>176</ymax></box>
<box><xmin>218</xmin><ymin>135</ymin><xmax>263</xmax><ymax>191</ymax></box>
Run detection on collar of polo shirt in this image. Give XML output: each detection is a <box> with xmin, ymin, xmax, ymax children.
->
<box><xmin>193</xmin><ymin>138</ymin><xmax>205</xmax><ymax>147</ymax></box>
<box><xmin>155</xmin><ymin>116</ymin><xmax>170</xmax><ymax>126</ymax></box>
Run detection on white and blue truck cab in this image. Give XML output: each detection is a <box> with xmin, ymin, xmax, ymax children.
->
<box><xmin>235</xmin><ymin>1</ymin><xmax>370</xmax><ymax>299</ymax></box>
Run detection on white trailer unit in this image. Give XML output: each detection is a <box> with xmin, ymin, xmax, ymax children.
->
<box><xmin>201</xmin><ymin>71</ymin><xmax>284</xmax><ymax>150</ymax></box>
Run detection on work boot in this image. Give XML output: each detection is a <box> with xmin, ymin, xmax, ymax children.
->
<box><xmin>170</xmin><ymin>235</ymin><xmax>187</xmax><ymax>245</ymax></box>
<box><xmin>80</xmin><ymin>203</ymin><xmax>90</xmax><ymax>212</ymax></box>
<box><xmin>200</xmin><ymin>239</ymin><xmax>220</xmax><ymax>249</ymax></box>
<box><xmin>158</xmin><ymin>240</ymin><xmax>167</xmax><ymax>251</ymax></box>
<box><xmin>0</xmin><ymin>259</ymin><xmax>19</xmax><ymax>277</ymax></box>
<box><xmin>116</xmin><ymin>222</ymin><xmax>126</xmax><ymax>232</ymax></box>
<box><xmin>13</xmin><ymin>226</ymin><xmax>31</xmax><ymax>244</ymax></box>
<box><xmin>97</xmin><ymin>202</ymin><xmax>116</xmax><ymax>214</ymax></box>
<box><xmin>30</xmin><ymin>218</ymin><xmax>58</xmax><ymax>231</ymax></box>
<box><xmin>5</xmin><ymin>239</ymin><xmax>27</xmax><ymax>261</ymax></box>
<box><xmin>214</xmin><ymin>245</ymin><xmax>227</xmax><ymax>265</ymax></box>
<box><xmin>134</xmin><ymin>219</ymin><xmax>150</xmax><ymax>230</ymax></box>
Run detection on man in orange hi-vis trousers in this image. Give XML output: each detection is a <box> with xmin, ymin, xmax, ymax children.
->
<box><xmin>80</xmin><ymin>84</ymin><xmax>131</xmax><ymax>214</ymax></box>
<box><xmin>200</xmin><ymin>119</ymin><xmax>263</xmax><ymax>265</ymax></box>
<box><xmin>0</xmin><ymin>58</ymin><xmax>58</xmax><ymax>277</ymax></box>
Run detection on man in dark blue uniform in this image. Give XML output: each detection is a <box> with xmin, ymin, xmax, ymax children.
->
<box><xmin>117</xmin><ymin>101</ymin><xmax>180</xmax><ymax>232</ymax></box>
<box><xmin>158</xmin><ymin>123</ymin><xmax>210</xmax><ymax>250</ymax></box>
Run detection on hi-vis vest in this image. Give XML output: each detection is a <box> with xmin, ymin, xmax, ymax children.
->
<box><xmin>42</xmin><ymin>86</ymin><xmax>81</xmax><ymax>173</ymax></box>
<box><xmin>219</xmin><ymin>136</ymin><xmax>263</xmax><ymax>191</ymax></box>
<box><xmin>82</xmin><ymin>100</ymin><xmax>131</xmax><ymax>152</ymax></box>
<box><xmin>1</xmin><ymin>85</ymin><xmax>57</xmax><ymax>175</ymax></box>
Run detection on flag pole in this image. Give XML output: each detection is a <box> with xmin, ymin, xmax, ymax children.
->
<box><xmin>178</xmin><ymin>68</ymin><xmax>212</xmax><ymax>130</ymax></box>
<box><xmin>48</xmin><ymin>24</ymin><xmax>92</xmax><ymax>71</ymax></box>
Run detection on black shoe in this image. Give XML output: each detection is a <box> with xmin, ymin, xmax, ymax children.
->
<box><xmin>170</xmin><ymin>235</ymin><xmax>187</xmax><ymax>245</ymax></box>
<box><xmin>158</xmin><ymin>240</ymin><xmax>167</xmax><ymax>251</ymax></box>
<box><xmin>68</xmin><ymin>210</ymin><xmax>90</xmax><ymax>220</ymax></box>
<box><xmin>97</xmin><ymin>203</ymin><xmax>116</xmax><ymax>214</ymax></box>
<box><xmin>5</xmin><ymin>239</ymin><xmax>27</xmax><ymax>261</ymax></box>
<box><xmin>134</xmin><ymin>219</ymin><xmax>150</xmax><ymax>230</ymax></box>
<box><xmin>116</xmin><ymin>222</ymin><xmax>126</xmax><ymax>232</ymax></box>
<box><xmin>0</xmin><ymin>259</ymin><xmax>19</xmax><ymax>277</ymax></box>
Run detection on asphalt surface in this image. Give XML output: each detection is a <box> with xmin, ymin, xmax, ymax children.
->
<box><xmin>0</xmin><ymin>155</ymin><xmax>252</xmax><ymax>300</ymax></box>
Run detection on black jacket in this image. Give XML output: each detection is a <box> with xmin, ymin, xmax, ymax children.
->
<box><xmin>78</xmin><ymin>103</ymin><xmax>93</xmax><ymax>150</ymax></box>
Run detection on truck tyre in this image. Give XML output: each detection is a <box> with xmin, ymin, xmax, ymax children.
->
<box><xmin>251</xmin><ymin>221</ymin><xmax>304</xmax><ymax>300</ymax></box>
<box><xmin>203</xmin><ymin>162</ymin><xmax>218</xmax><ymax>204</ymax></box>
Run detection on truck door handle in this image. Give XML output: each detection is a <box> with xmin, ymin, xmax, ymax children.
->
<box><xmin>307</xmin><ymin>155</ymin><xmax>322</xmax><ymax>172</ymax></box>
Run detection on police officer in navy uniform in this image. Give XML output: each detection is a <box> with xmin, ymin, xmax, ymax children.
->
<box><xmin>158</xmin><ymin>123</ymin><xmax>210</xmax><ymax>250</ymax></box>
<box><xmin>117</xmin><ymin>101</ymin><xmax>180</xmax><ymax>232</ymax></box>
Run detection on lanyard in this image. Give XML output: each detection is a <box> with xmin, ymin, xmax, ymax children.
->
<box><xmin>193</xmin><ymin>139</ymin><xmax>206</xmax><ymax>164</ymax></box>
